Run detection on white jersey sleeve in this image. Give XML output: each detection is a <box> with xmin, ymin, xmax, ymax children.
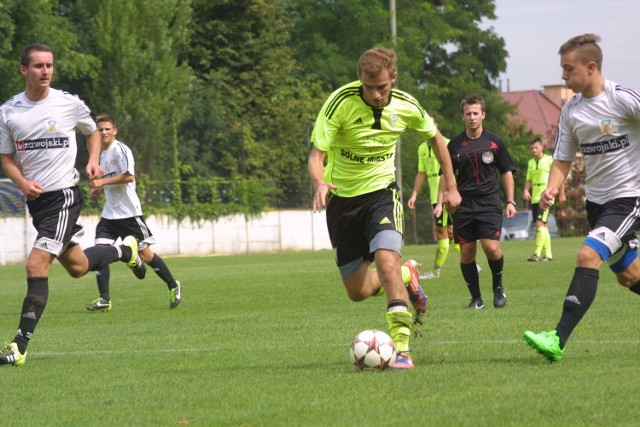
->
<box><xmin>100</xmin><ymin>140</ymin><xmax>143</xmax><ymax>219</ymax></box>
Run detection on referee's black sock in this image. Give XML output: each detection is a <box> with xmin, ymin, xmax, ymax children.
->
<box><xmin>13</xmin><ymin>277</ymin><xmax>49</xmax><ymax>354</ymax></box>
<box><xmin>461</xmin><ymin>262</ymin><xmax>481</xmax><ymax>300</ymax></box>
<box><xmin>555</xmin><ymin>267</ymin><xmax>598</xmax><ymax>348</ymax></box>
<box><xmin>488</xmin><ymin>255</ymin><xmax>504</xmax><ymax>291</ymax></box>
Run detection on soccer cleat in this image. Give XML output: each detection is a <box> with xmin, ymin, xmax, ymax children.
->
<box><xmin>403</xmin><ymin>260</ymin><xmax>428</xmax><ymax>324</ymax></box>
<box><xmin>523</xmin><ymin>330</ymin><xmax>564</xmax><ymax>362</ymax></box>
<box><xmin>0</xmin><ymin>342</ymin><xmax>26</xmax><ymax>367</ymax></box>
<box><xmin>465</xmin><ymin>298</ymin><xmax>484</xmax><ymax>309</ymax></box>
<box><xmin>391</xmin><ymin>351</ymin><xmax>414</xmax><ymax>369</ymax></box>
<box><xmin>493</xmin><ymin>286</ymin><xmax>507</xmax><ymax>308</ymax></box>
<box><xmin>122</xmin><ymin>236</ymin><xmax>146</xmax><ymax>279</ymax></box>
<box><xmin>528</xmin><ymin>254</ymin><xmax>541</xmax><ymax>262</ymax></box>
<box><xmin>86</xmin><ymin>298</ymin><xmax>112</xmax><ymax>312</ymax></box>
<box><xmin>541</xmin><ymin>257</ymin><xmax>552</xmax><ymax>262</ymax></box>
<box><xmin>169</xmin><ymin>281</ymin><xmax>182</xmax><ymax>309</ymax></box>
<box><xmin>420</xmin><ymin>270</ymin><xmax>440</xmax><ymax>280</ymax></box>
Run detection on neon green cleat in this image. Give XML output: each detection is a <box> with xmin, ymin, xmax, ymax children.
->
<box><xmin>86</xmin><ymin>298</ymin><xmax>112</xmax><ymax>312</ymax></box>
<box><xmin>169</xmin><ymin>281</ymin><xmax>182</xmax><ymax>309</ymax></box>
<box><xmin>523</xmin><ymin>330</ymin><xmax>565</xmax><ymax>361</ymax></box>
<box><xmin>0</xmin><ymin>342</ymin><xmax>27</xmax><ymax>367</ymax></box>
<box><xmin>122</xmin><ymin>235</ymin><xmax>146</xmax><ymax>279</ymax></box>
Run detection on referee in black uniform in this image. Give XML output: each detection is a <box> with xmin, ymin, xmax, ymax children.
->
<box><xmin>446</xmin><ymin>94</ymin><xmax>516</xmax><ymax>309</ymax></box>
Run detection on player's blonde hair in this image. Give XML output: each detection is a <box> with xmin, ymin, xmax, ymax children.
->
<box><xmin>558</xmin><ymin>34</ymin><xmax>603</xmax><ymax>71</ymax></box>
<box><xmin>357</xmin><ymin>47</ymin><xmax>396</xmax><ymax>79</ymax></box>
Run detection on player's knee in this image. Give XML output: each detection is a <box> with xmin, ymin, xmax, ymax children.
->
<box><xmin>67</xmin><ymin>268</ymin><xmax>85</xmax><ymax>279</ymax></box>
<box><xmin>576</xmin><ymin>246</ymin><xmax>600</xmax><ymax>266</ymax></box>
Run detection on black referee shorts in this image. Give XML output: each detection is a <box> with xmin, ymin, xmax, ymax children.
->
<box><xmin>452</xmin><ymin>193</ymin><xmax>503</xmax><ymax>244</ymax></box>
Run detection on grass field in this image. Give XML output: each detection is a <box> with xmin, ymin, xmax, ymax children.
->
<box><xmin>1</xmin><ymin>237</ymin><xmax>639</xmax><ymax>426</ymax></box>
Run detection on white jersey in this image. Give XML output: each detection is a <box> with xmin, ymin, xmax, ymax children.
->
<box><xmin>100</xmin><ymin>139</ymin><xmax>143</xmax><ymax>219</ymax></box>
<box><xmin>0</xmin><ymin>88</ymin><xmax>97</xmax><ymax>192</ymax></box>
<box><xmin>553</xmin><ymin>80</ymin><xmax>640</xmax><ymax>204</ymax></box>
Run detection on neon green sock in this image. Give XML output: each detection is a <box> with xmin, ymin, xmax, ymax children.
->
<box><xmin>534</xmin><ymin>226</ymin><xmax>544</xmax><ymax>257</ymax></box>
<box><xmin>434</xmin><ymin>239</ymin><xmax>450</xmax><ymax>269</ymax></box>
<box><xmin>543</xmin><ymin>227</ymin><xmax>553</xmax><ymax>258</ymax></box>
<box><xmin>400</xmin><ymin>265</ymin><xmax>410</xmax><ymax>285</ymax></box>
<box><xmin>452</xmin><ymin>240</ymin><xmax>460</xmax><ymax>256</ymax></box>
<box><xmin>373</xmin><ymin>287</ymin><xmax>386</xmax><ymax>297</ymax></box>
<box><xmin>385</xmin><ymin>310</ymin><xmax>412</xmax><ymax>352</ymax></box>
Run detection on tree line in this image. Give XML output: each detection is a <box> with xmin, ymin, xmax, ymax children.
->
<box><xmin>1</xmin><ymin>0</ymin><xmax>541</xmax><ymax>231</ymax></box>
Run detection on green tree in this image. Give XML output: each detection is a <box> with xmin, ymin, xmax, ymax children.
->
<box><xmin>63</xmin><ymin>0</ymin><xmax>193</xmax><ymax>184</ymax></box>
<box><xmin>186</xmin><ymin>0</ymin><xmax>321</xmax><ymax>212</ymax></box>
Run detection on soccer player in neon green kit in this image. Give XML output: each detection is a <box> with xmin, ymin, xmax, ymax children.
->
<box><xmin>523</xmin><ymin>137</ymin><xmax>565</xmax><ymax>262</ymax></box>
<box><xmin>408</xmin><ymin>136</ymin><xmax>456</xmax><ymax>279</ymax></box>
<box><xmin>309</xmin><ymin>47</ymin><xmax>461</xmax><ymax>369</ymax></box>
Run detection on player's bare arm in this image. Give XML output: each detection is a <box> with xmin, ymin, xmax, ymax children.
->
<box><xmin>540</xmin><ymin>160</ymin><xmax>571</xmax><ymax>210</ymax></box>
<box><xmin>85</xmin><ymin>131</ymin><xmax>103</xmax><ymax>181</ymax></box>
<box><xmin>91</xmin><ymin>172</ymin><xmax>135</xmax><ymax>189</ymax></box>
<box><xmin>427</xmin><ymin>130</ymin><xmax>461</xmax><ymax>213</ymax></box>
<box><xmin>308</xmin><ymin>146</ymin><xmax>337</xmax><ymax>213</ymax></box>
<box><xmin>432</xmin><ymin>175</ymin><xmax>446</xmax><ymax>218</ymax></box>
<box><xmin>523</xmin><ymin>180</ymin><xmax>532</xmax><ymax>202</ymax></box>
<box><xmin>1</xmin><ymin>153</ymin><xmax>44</xmax><ymax>200</ymax></box>
<box><xmin>502</xmin><ymin>170</ymin><xmax>517</xmax><ymax>218</ymax></box>
<box><xmin>407</xmin><ymin>172</ymin><xmax>426</xmax><ymax>210</ymax></box>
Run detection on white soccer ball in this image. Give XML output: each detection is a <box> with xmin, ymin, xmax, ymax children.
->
<box><xmin>349</xmin><ymin>329</ymin><xmax>396</xmax><ymax>370</ymax></box>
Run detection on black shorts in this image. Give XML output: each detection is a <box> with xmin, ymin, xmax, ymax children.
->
<box><xmin>27</xmin><ymin>186</ymin><xmax>84</xmax><ymax>256</ymax></box>
<box><xmin>452</xmin><ymin>193</ymin><xmax>503</xmax><ymax>244</ymax></box>
<box><xmin>432</xmin><ymin>203</ymin><xmax>452</xmax><ymax>227</ymax></box>
<box><xmin>326</xmin><ymin>185</ymin><xmax>402</xmax><ymax>267</ymax></box>
<box><xmin>586</xmin><ymin>197</ymin><xmax>640</xmax><ymax>246</ymax></box>
<box><xmin>95</xmin><ymin>216</ymin><xmax>156</xmax><ymax>249</ymax></box>
<box><xmin>531</xmin><ymin>203</ymin><xmax>549</xmax><ymax>223</ymax></box>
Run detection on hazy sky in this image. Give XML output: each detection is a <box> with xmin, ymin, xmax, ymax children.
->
<box><xmin>489</xmin><ymin>0</ymin><xmax>640</xmax><ymax>92</ymax></box>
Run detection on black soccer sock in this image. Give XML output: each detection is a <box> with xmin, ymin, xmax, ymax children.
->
<box><xmin>555</xmin><ymin>267</ymin><xmax>599</xmax><ymax>348</ymax></box>
<box><xmin>13</xmin><ymin>277</ymin><xmax>49</xmax><ymax>354</ymax></box>
<box><xmin>461</xmin><ymin>261</ymin><xmax>481</xmax><ymax>300</ymax></box>
<box><xmin>96</xmin><ymin>266</ymin><xmax>111</xmax><ymax>301</ymax></box>
<box><xmin>488</xmin><ymin>255</ymin><xmax>504</xmax><ymax>290</ymax></box>
<box><xmin>84</xmin><ymin>245</ymin><xmax>122</xmax><ymax>271</ymax></box>
<box><xmin>148</xmin><ymin>254</ymin><xmax>177</xmax><ymax>289</ymax></box>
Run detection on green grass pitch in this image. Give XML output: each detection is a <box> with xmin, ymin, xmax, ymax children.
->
<box><xmin>0</xmin><ymin>237</ymin><xmax>638</xmax><ymax>425</ymax></box>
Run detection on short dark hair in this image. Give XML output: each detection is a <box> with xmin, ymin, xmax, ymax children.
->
<box><xmin>529</xmin><ymin>136</ymin><xmax>542</xmax><ymax>145</ymax></box>
<box><xmin>20</xmin><ymin>44</ymin><xmax>53</xmax><ymax>67</ymax></box>
<box><xmin>558</xmin><ymin>34</ymin><xmax>603</xmax><ymax>71</ymax></box>
<box><xmin>96</xmin><ymin>114</ymin><xmax>116</xmax><ymax>127</ymax></box>
<box><xmin>460</xmin><ymin>94</ymin><xmax>485</xmax><ymax>113</ymax></box>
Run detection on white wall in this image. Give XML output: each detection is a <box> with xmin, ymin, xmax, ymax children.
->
<box><xmin>0</xmin><ymin>210</ymin><xmax>332</xmax><ymax>265</ymax></box>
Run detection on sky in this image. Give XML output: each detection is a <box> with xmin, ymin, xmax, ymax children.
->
<box><xmin>488</xmin><ymin>0</ymin><xmax>640</xmax><ymax>92</ymax></box>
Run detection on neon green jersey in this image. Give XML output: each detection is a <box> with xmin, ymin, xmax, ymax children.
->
<box><xmin>312</xmin><ymin>80</ymin><xmax>437</xmax><ymax>197</ymax></box>
<box><xmin>526</xmin><ymin>153</ymin><xmax>553</xmax><ymax>203</ymax></box>
<box><xmin>417</xmin><ymin>136</ymin><xmax>449</xmax><ymax>202</ymax></box>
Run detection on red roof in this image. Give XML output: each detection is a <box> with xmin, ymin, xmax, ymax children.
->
<box><xmin>500</xmin><ymin>89</ymin><xmax>562</xmax><ymax>149</ymax></box>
